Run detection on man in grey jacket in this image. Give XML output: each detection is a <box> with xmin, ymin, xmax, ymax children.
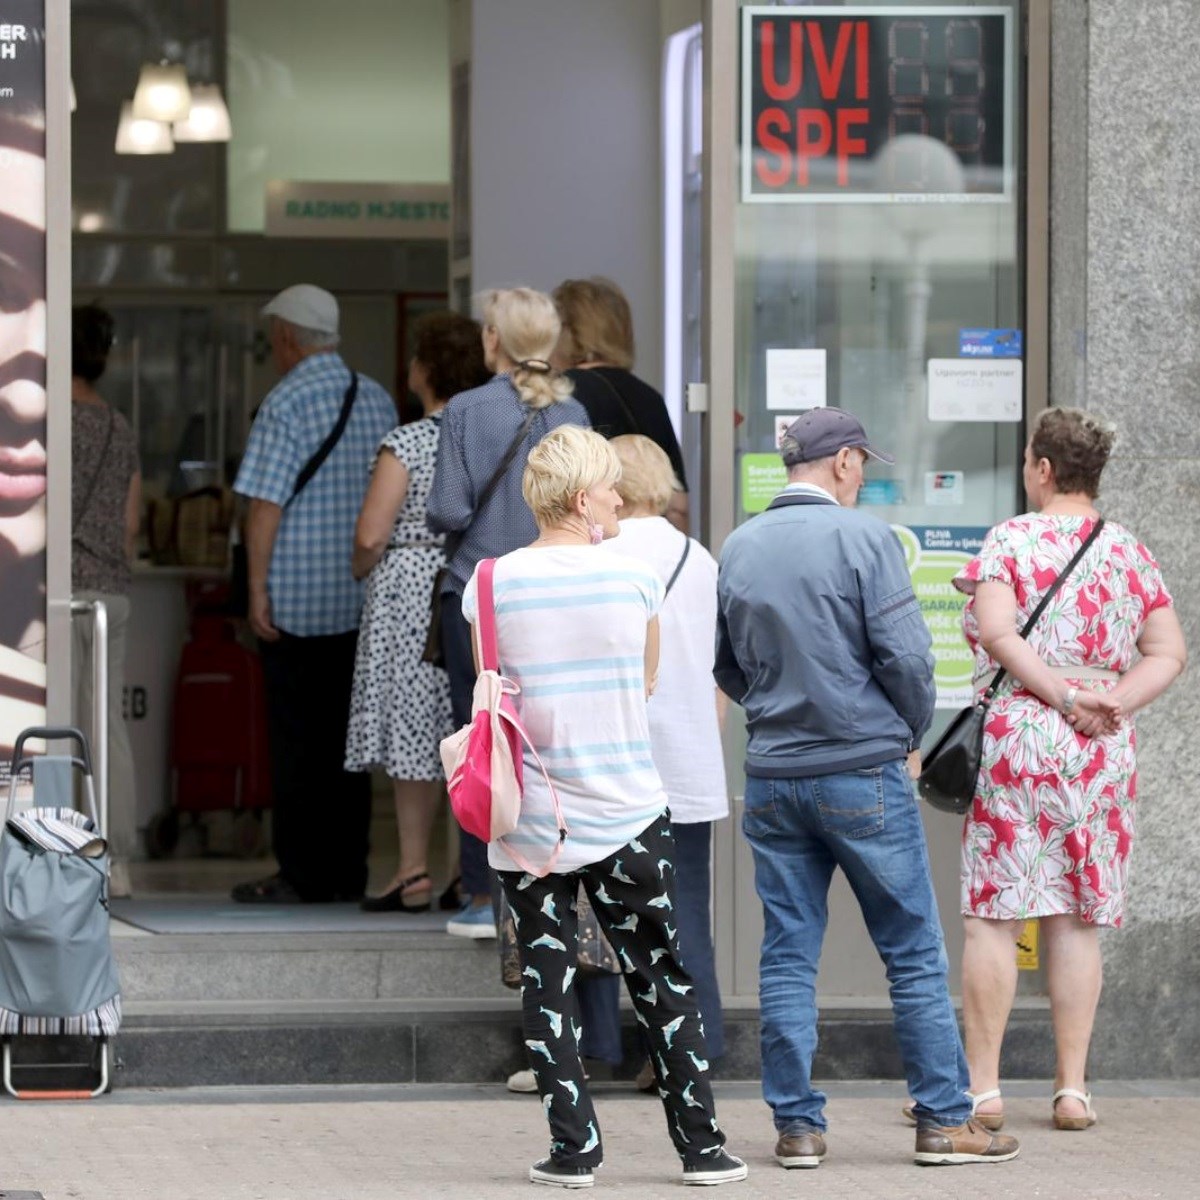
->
<box><xmin>715</xmin><ymin>408</ymin><xmax>1019</xmax><ymax>1169</ymax></box>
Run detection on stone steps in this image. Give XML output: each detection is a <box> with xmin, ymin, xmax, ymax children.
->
<box><xmin>35</xmin><ymin>929</ymin><xmax>1052</xmax><ymax>1089</ymax></box>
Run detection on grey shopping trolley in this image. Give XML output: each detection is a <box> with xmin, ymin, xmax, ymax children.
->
<box><xmin>0</xmin><ymin>727</ymin><xmax>121</xmax><ymax>1099</ymax></box>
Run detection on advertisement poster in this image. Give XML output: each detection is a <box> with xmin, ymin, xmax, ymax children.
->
<box><xmin>893</xmin><ymin>525</ymin><xmax>987</xmax><ymax>707</ymax></box>
<box><xmin>927</xmin><ymin>358</ymin><xmax>1022</xmax><ymax>422</ymax></box>
<box><xmin>0</xmin><ymin>2</ymin><xmax>48</xmax><ymax>774</ymax></box>
<box><xmin>742</xmin><ymin>6</ymin><xmax>1012</xmax><ymax>203</ymax></box>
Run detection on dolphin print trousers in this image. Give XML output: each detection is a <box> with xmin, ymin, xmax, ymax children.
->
<box><xmin>497</xmin><ymin>813</ymin><xmax>727</xmax><ymax>1169</ymax></box>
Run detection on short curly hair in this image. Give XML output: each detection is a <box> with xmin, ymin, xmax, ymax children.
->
<box><xmin>1029</xmin><ymin>407</ymin><xmax>1116</xmax><ymax>498</ymax></box>
<box><xmin>413</xmin><ymin>310</ymin><xmax>490</xmax><ymax>402</ymax></box>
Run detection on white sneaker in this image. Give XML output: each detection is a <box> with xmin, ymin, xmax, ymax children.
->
<box><xmin>507</xmin><ymin>1068</ymin><xmax>538</xmax><ymax>1093</ymax></box>
<box><xmin>446</xmin><ymin>901</ymin><xmax>497</xmax><ymax>939</ymax></box>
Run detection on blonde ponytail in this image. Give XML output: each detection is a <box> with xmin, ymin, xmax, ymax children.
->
<box><xmin>480</xmin><ymin>288</ymin><xmax>575</xmax><ymax>410</ymax></box>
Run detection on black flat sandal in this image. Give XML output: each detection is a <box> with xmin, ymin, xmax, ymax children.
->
<box><xmin>361</xmin><ymin>871</ymin><xmax>433</xmax><ymax>913</ymax></box>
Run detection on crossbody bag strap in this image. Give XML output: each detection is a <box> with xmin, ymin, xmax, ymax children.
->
<box><xmin>476</xmin><ymin>406</ymin><xmax>536</xmax><ymax>514</ymax></box>
<box><xmin>286</xmin><ymin>370</ymin><xmax>359</xmax><ymax>508</ymax></box>
<box><xmin>985</xmin><ymin>517</ymin><xmax>1107</xmax><ymax>701</ymax></box>
<box><xmin>475</xmin><ymin>557</ymin><xmax>500</xmax><ymax>673</ymax></box>
<box><xmin>443</xmin><ymin>408</ymin><xmax>537</xmax><ymax>564</ymax></box>
<box><xmin>663</xmin><ymin>535</ymin><xmax>691</xmax><ymax>598</ymax></box>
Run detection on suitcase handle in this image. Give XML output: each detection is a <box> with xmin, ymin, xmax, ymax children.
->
<box><xmin>11</xmin><ymin>726</ymin><xmax>93</xmax><ymax>777</ymax></box>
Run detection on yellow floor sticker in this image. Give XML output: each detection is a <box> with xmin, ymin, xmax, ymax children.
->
<box><xmin>1016</xmin><ymin>919</ymin><xmax>1039</xmax><ymax>970</ymax></box>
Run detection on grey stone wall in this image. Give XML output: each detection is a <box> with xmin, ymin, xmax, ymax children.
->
<box><xmin>1053</xmin><ymin>0</ymin><xmax>1200</xmax><ymax>1075</ymax></box>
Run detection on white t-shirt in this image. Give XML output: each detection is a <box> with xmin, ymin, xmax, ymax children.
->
<box><xmin>462</xmin><ymin>544</ymin><xmax>667</xmax><ymax>873</ymax></box>
<box><xmin>609</xmin><ymin>518</ymin><xmax>729</xmax><ymax>824</ymax></box>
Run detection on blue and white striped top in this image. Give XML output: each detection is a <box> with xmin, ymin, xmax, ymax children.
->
<box><xmin>462</xmin><ymin>545</ymin><xmax>667</xmax><ymax>872</ymax></box>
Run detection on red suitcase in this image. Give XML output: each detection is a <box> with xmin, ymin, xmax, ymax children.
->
<box><xmin>146</xmin><ymin>615</ymin><xmax>271</xmax><ymax>858</ymax></box>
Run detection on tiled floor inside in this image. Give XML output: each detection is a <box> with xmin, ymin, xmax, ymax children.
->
<box><xmin>118</xmin><ymin>784</ymin><xmax>461</xmax><ymax>933</ymax></box>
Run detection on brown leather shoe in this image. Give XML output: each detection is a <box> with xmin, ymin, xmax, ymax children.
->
<box><xmin>774</xmin><ymin>1130</ymin><xmax>827</xmax><ymax>1169</ymax></box>
<box><xmin>914</xmin><ymin>1120</ymin><xmax>1019</xmax><ymax>1165</ymax></box>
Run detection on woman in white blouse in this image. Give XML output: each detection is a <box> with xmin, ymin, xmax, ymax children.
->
<box><xmin>609</xmin><ymin>434</ymin><xmax>730</xmax><ymax>1077</ymax></box>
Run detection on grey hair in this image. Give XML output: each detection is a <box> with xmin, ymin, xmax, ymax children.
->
<box><xmin>282</xmin><ymin>320</ymin><xmax>339</xmax><ymax>352</ymax></box>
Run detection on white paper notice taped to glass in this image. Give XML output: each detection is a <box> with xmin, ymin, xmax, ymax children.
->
<box><xmin>766</xmin><ymin>349</ymin><xmax>826</xmax><ymax>411</ymax></box>
<box><xmin>927</xmin><ymin>359</ymin><xmax>1023</xmax><ymax>422</ymax></box>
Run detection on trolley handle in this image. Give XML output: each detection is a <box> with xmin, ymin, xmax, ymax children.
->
<box><xmin>11</xmin><ymin>727</ymin><xmax>93</xmax><ymax>777</ymax></box>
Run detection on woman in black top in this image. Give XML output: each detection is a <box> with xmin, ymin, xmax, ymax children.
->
<box><xmin>552</xmin><ymin>277</ymin><xmax>689</xmax><ymax>530</ymax></box>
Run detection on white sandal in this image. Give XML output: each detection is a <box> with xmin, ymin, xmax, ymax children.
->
<box><xmin>1052</xmin><ymin>1087</ymin><xmax>1097</xmax><ymax>1130</ymax></box>
<box><xmin>901</xmin><ymin>1088</ymin><xmax>1004</xmax><ymax>1130</ymax></box>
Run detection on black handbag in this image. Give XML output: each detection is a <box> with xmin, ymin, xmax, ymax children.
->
<box><xmin>421</xmin><ymin>407</ymin><xmax>536</xmax><ymax>666</ymax></box>
<box><xmin>918</xmin><ymin>518</ymin><xmax>1106</xmax><ymax>814</ymax></box>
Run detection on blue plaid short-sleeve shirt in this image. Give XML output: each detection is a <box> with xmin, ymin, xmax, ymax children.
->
<box><xmin>235</xmin><ymin>352</ymin><xmax>397</xmax><ymax>636</ymax></box>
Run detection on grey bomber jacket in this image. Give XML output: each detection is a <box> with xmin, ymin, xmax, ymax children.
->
<box><xmin>715</xmin><ymin>490</ymin><xmax>936</xmax><ymax>778</ymax></box>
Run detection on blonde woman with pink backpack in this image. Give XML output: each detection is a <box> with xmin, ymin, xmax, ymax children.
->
<box><xmin>459</xmin><ymin>425</ymin><xmax>746</xmax><ymax>1190</ymax></box>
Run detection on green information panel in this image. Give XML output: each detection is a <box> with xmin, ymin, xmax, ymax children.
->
<box><xmin>893</xmin><ymin>525</ymin><xmax>988</xmax><ymax>708</ymax></box>
<box><xmin>740</xmin><ymin>453</ymin><xmax>788</xmax><ymax>513</ymax></box>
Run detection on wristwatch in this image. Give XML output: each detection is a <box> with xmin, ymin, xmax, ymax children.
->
<box><xmin>1062</xmin><ymin>686</ymin><xmax>1078</xmax><ymax>714</ymax></box>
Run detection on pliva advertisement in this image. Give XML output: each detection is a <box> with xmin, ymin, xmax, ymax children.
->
<box><xmin>0</xmin><ymin>2</ymin><xmax>49</xmax><ymax>771</ymax></box>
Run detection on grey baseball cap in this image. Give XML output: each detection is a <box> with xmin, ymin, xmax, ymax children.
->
<box><xmin>780</xmin><ymin>407</ymin><xmax>895</xmax><ymax>466</ymax></box>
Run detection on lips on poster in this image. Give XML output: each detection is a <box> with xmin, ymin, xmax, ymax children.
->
<box><xmin>0</xmin><ymin>2</ymin><xmax>48</xmax><ymax>770</ymax></box>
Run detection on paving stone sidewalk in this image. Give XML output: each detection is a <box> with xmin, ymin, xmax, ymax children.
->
<box><xmin>0</xmin><ymin>1080</ymin><xmax>1195</xmax><ymax>1200</ymax></box>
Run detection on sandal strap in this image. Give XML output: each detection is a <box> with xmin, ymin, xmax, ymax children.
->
<box><xmin>970</xmin><ymin>1088</ymin><xmax>1003</xmax><ymax>1108</ymax></box>
<box><xmin>397</xmin><ymin>871</ymin><xmax>432</xmax><ymax>891</ymax></box>
<box><xmin>1052</xmin><ymin>1088</ymin><xmax>1093</xmax><ymax>1110</ymax></box>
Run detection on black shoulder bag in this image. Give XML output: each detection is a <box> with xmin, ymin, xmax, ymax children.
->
<box><xmin>917</xmin><ymin>518</ymin><xmax>1106</xmax><ymax>815</ymax></box>
<box><xmin>421</xmin><ymin>405</ymin><xmax>537</xmax><ymax>666</ymax></box>
<box><xmin>229</xmin><ymin>371</ymin><xmax>358</xmax><ymax>615</ymax></box>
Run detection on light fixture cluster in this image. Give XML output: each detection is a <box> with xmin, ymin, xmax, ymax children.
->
<box><xmin>114</xmin><ymin>61</ymin><xmax>231</xmax><ymax>155</ymax></box>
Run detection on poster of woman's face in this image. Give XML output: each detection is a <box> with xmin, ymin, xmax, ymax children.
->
<box><xmin>0</xmin><ymin>2</ymin><xmax>48</xmax><ymax>758</ymax></box>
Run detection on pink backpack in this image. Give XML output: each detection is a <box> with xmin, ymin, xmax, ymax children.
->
<box><xmin>439</xmin><ymin>558</ymin><xmax>567</xmax><ymax>877</ymax></box>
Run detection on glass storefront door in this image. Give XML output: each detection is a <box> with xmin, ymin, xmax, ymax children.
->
<box><xmin>705</xmin><ymin>0</ymin><xmax>1037</xmax><ymax>1001</ymax></box>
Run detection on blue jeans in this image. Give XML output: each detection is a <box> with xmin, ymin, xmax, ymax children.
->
<box><xmin>742</xmin><ymin>761</ymin><xmax>970</xmax><ymax>1133</ymax></box>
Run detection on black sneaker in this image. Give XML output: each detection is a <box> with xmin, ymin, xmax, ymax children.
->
<box><xmin>529</xmin><ymin>1158</ymin><xmax>595</xmax><ymax>1189</ymax></box>
<box><xmin>682</xmin><ymin>1150</ymin><xmax>749</xmax><ymax>1186</ymax></box>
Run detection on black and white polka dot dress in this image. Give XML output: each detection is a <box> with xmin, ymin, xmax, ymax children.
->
<box><xmin>344</xmin><ymin>416</ymin><xmax>454</xmax><ymax>781</ymax></box>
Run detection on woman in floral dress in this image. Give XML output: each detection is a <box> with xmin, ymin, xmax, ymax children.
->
<box><xmin>954</xmin><ymin>408</ymin><xmax>1185</xmax><ymax>1131</ymax></box>
<box><xmin>345</xmin><ymin>312</ymin><xmax>489</xmax><ymax>912</ymax></box>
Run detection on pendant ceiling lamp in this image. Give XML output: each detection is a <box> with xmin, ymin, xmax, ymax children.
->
<box><xmin>172</xmin><ymin>84</ymin><xmax>232</xmax><ymax>143</ymax></box>
<box><xmin>115</xmin><ymin>101</ymin><xmax>175</xmax><ymax>154</ymax></box>
<box><xmin>131</xmin><ymin>61</ymin><xmax>191</xmax><ymax>122</ymax></box>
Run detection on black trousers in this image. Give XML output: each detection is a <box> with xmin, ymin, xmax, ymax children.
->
<box><xmin>499</xmin><ymin>814</ymin><xmax>726</xmax><ymax>1170</ymax></box>
<box><xmin>259</xmin><ymin>629</ymin><xmax>371</xmax><ymax>901</ymax></box>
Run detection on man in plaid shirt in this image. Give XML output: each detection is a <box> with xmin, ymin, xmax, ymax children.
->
<box><xmin>232</xmin><ymin>285</ymin><xmax>397</xmax><ymax>904</ymax></box>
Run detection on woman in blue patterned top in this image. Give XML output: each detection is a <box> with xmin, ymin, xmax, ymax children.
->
<box><xmin>346</xmin><ymin>312</ymin><xmax>489</xmax><ymax>912</ymax></box>
<box><xmin>427</xmin><ymin>288</ymin><xmax>589</xmax><ymax>936</ymax></box>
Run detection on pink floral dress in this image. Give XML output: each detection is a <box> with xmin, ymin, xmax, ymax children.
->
<box><xmin>955</xmin><ymin>514</ymin><xmax>1172</xmax><ymax>927</ymax></box>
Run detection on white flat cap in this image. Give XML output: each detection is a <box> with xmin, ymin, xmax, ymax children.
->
<box><xmin>261</xmin><ymin>284</ymin><xmax>339</xmax><ymax>335</ymax></box>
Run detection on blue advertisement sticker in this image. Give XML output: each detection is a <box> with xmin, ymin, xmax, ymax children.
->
<box><xmin>959</xmin><ymin>328</ymin><xmax>1023</xmax><ymax>358</ymax></box>
<box><xmin>859</xmin><ymin>479</ymin><xmax>905</xmax><ymax>506</ymax></box>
